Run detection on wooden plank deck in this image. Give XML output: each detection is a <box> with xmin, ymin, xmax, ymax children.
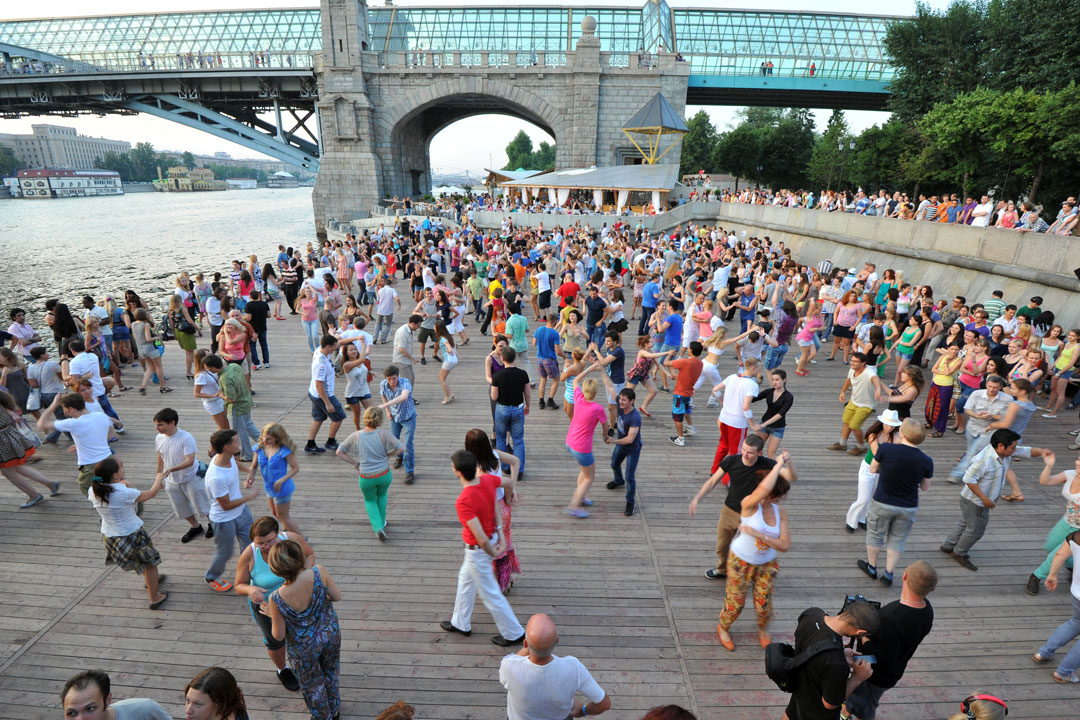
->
<box><xmin>2</xmin><ymin>304</ymin><xmax>1079</xmax><ymax>719</ymax></box>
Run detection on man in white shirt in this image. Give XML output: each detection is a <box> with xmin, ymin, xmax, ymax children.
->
<box><xmin>65</xmin><ymin>339</ymin><xmax>124</xmax><ymax>429</ymax></box>
<box><xmin>154</xmin><ymin>407</ymin><xmax>213</xmax><ymax>544</ymax></box>
<box><xmin>205</xmin><ymin>287</ymin><xmax>226</xmax><ymax>354</ymax></box>
<box><xmin>306</xmin><ymin>334</ymin><xmax>346</xmax><ymax>454</ymax></box>
<box><xmin>337</xmin><ymin>315</ymin><xmax>374</xmax><ymax>352</ymax></box>
<box><xmin>204</xmin><ymin>428</ymin><xmax>260</xmax><ymax>592</ymax></box>
<box><xmin>393</xmin><ymin>314</ymin><xmax>422</xmax><ymax>386</ymax></box>
<box><xmin>970</xmin><ymin>195</ymin><xmax>994</xmax><ymax>227</ymax></box>
<box><xmin>38</xmin><ymin>392</ymin><xmax>115</xmax><ymax>497</ymax></box>
<box><xmin>374</xmin><ymin>277</ymin><xmax>401</xmax><ymax>344</ymax></box>
<box><xmin>81</xmin><ymin>295</ymin><xmax>112</xmax><ymax>345</ymax></box>
<box><xmin>61</xmin><ymin>670</ymin><xmax>171</xmax><ymax>720</ymax></box>
<box><xmin>500</xmin><ymin>614</ymin><xmax>611</xmax><ymax>720</ymax></box>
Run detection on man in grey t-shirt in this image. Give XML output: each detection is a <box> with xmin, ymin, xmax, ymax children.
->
<box><xmin>28</xmin><ymin>346</ymin><xmax>65</xmax><ymax>443</ymax></box>
<box><xmin>61</xmin><ymin>669</ymin><xmax>171</xmax><ymax>720</ymax></box>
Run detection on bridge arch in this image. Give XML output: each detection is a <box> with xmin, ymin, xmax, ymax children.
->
<box><xmin>378</xmin><ymin>78</ymin><xmax>570</xmax><ymax>197</ymax></box>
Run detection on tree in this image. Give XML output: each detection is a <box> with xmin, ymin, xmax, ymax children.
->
<box><xmin>805</xmin><ymin>110</ymin><xmax>849</xmax><ymax>190</ymax></box>
<box><xmin>532</xmin><ymin>141</ymin><xmax>556</xmax><ymax>170</ymax></box>
<box><xmin>0</xmin><ymin>144</ymin><xmax>19</xmax><ymax>177</ymax></box>
<box><xmin>503</xmin><ymin>130</ymin><xmax>535</xmax><ymax>170</ymax></box>
<box><xmin>983</xmin><ymin>0</ymin><xmax>1080</xmax><ymax>93</ymax></box>
<box><xmin>917</xmin><ymin>89</ymin><xmax>996</xmax><ymax>199</ymax></box>
<box><xmin>181</xmin><ymin>151</ymin><xmax>196</xmax><ymax>169</ymax></box>
<box><xmin>129</xmin><ymin>142</ymin><xmax>159</xmax><ymax>182</ymax></box>
<box><xmin>713</xmin><ymin>124</ymin><xmax>763</xmax><ymax>189</ymax></box>
<box><xmin>882</xmin><ymin>1</ymin><xmax>988</xmax><ymax>123</ymax></box>
<box><xmin>678</xmin><ymin>110</ymin><xmax>719</xmax><ymax>177</ymax></box>
<box><xmin>850</xmin><ymin>120</ymin><xmax>913</xmax><ymax>194</ymax></box>
<box><xmin>95</xmin><ymin>150</ymin><xmax>133</xmax><ymax>181</ymax></box>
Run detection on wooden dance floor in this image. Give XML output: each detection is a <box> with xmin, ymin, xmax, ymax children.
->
<box><xmin>2</xmin><ymin>312</ymin><xmax>1079</xmax><ymax>719</ymax></box>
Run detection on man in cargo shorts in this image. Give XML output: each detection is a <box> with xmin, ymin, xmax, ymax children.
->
<box><xmin>533</xmin><ymin>313</ymin><xmax>562</xmax><ymax>410</ymax></box>
<box><xmin>828</xmin><ymin>352</ymin><xmax>883</xmax><ymax>456</ymax></box>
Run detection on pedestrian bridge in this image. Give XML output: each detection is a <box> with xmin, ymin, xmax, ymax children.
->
<box><xmin>0</xmin><ymin>3</ymin><xmax>899</xmax><ymax>226</ymax></box>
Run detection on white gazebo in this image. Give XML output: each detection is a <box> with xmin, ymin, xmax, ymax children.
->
<box><xmin>500</xmin><ymin>163</ymin><xmax>680</xmax><ymax>214</ymax></box>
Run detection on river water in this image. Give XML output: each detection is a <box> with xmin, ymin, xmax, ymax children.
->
<box><xmin>0</xmin><ymin>188</ymin><xmax>317</xmax><ymax>327</ymax></box>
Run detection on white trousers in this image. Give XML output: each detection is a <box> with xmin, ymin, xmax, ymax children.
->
<box><xmin>693</xmin><ymin>358</ymin><xmax>724</xmax><ymax>396</ymax></box>
<box><xmin>845</xmin><ymin>459</ymin><xmax>879</xmax><ymax>528</ymax></box>
<box><xmin>451</xmin><ymin>545</ymin><xmax>524</xmax><ymax>640</ymax></box>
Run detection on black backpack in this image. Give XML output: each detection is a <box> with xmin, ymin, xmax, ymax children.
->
<box><xmin>764</xmin><ymin>636</ymin><xmax>844</xmax><ymax>693</ymax></box>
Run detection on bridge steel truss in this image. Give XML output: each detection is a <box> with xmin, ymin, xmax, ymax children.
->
<box><xmin>0</xmin><ymin>43</ymin><xmax>320</xmax><ymax>170</ymax></box>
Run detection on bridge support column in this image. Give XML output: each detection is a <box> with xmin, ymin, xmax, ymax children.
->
<box><xmin>569</xmin><ymin>17</ymin><xmax>601</xmax><ymax>168</ymax></box>
<box><xmin>312</xmin><ymin>0</ymin><xmax>381</xmax><ymax>237</ymax></box>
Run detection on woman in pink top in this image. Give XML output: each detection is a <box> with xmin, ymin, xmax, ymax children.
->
<box><xmin>564</xmin><ymin>364</ymin><xmax>610</xmax><ymax>519</ymax></box>
<box><xmin>295</xmin><ymin>287</ymin><xmax>320</xmax><ymax>352</ymax></box>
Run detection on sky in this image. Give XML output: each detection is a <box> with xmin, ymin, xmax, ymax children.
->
<box><xmin>1</xmin><ymin>0</ymin><xmax>953</xmax><ymax>174</ymax></box>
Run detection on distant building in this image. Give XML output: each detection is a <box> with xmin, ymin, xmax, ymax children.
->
<box><xmin>16</xmin><ymin>169</ymin><xmax>123</xmax><ymax>198</ymax></box>
<box><xmin>267</xmin><ymin>170</ymin><xmax>298</xmax><ymax>188</ymax></box>
<box><xmin>154</xmin><ymin>166</ymin><xmax>227</xmax><ymax>192</ymax></box>
<box><xmin>157</xmin><ymin>150</ymin><xmax>315</xmax><ymax>180</ymax></box>
<box><xmin>0</xmin><ymin>124</ymin><xmax>130</xmax><ymax>170</ymax></box>
<box><xmin>226</xmin><ymin>177</ymin><xmax>257</xmax><ymax>190</ymax></box>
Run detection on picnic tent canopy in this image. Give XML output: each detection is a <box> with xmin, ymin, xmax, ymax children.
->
<box><xmin>621</xmin><ymin>92</ymin><xmax>689</xmax><ymax>164</ymax></box>
<box><xmin>485</xmin><ymin>168</ymin><xmax>544</xmax><ymax>185</ymax></box>
<box><xmin>500</xmin><ymin>163</ymin><xmax>679</xmax><ymax>213</ymax></box>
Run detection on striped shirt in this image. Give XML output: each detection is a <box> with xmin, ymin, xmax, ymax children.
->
<box><xmin>499</xmin><ymin>653</ymin><xmax>606</xmax><ymax>720</ymax></box>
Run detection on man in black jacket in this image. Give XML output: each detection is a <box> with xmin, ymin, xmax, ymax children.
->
<box><xmin>841</xmin><ymin>560</ymin><xmax>937</xmax><ymax>720</ymax></box>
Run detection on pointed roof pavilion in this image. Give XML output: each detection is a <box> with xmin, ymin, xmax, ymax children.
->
<box><xmin>621</xmin><ymin>92</ymin><xmax>689</xmax><ymax>164</ymax></box>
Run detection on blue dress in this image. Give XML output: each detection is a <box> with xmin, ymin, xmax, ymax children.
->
<box><xmin>272</xmin><ymin>567</ymin><xmax>341</xmax><ymax>719</ymax></box>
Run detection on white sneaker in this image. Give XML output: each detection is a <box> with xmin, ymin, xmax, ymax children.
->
<box><xmin>668</xmin><ymin>435</ymin><xmax>686</xmax><ymax>447</ymax></box>
<box><xmin>706</xmin><ymin>398</ymin><xmax>720</xmax><ymax>407</ymax></box>
<box><xmin>1042</xmin><ymin>413</ymin><xmax>1058</xmax><ymax>419</ymax></box>
<box><xmin>685</xmin><ymin>424</ymin><xmax>697</xmax><ymax>436</ymax></box>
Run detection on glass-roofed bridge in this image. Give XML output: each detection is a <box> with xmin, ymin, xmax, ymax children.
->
<box><xmin>0</xmin><ymin>2</ymin><xmax>901</xmax><ymax>217</ymax></box>
<box><xmin>1</xmin><ymin>3</ymin><xmax>898</xmax><ymax>103</ymax></box>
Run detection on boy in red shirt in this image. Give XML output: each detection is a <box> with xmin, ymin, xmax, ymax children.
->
<box><xmin>668</xmin><ymin>341</ymin><xmax>704</xmax><ymax>447</ymax></box>
<box><xmin>440</xmin><ymin>449</ymin><xmax>525</xmax><ymax>646</ymax></box>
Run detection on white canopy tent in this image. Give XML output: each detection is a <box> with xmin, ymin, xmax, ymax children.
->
<box><xmin>501</xmin><ymin>164</ymin><xmax>680</xmax><ymax>213</ymax></box>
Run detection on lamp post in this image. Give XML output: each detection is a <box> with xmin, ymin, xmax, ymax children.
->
<box><xmin>836</xmin><ymin>138</ymin><xmax>856</xmax><ymax>192</ymax></box>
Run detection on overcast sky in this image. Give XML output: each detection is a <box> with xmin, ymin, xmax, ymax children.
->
<box><xmin>1</xmin><ymin>0</ymin><xmax>952</xmax><ymax>174</ymax></box>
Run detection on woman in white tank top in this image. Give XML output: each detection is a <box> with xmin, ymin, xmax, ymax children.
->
<box><xmin>717</xmin><ymin>454</ymin><xmax>791</xmax><ymax>651</ymax></box>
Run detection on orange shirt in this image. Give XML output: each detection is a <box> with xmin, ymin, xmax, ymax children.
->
<box><xmin>670</xmin><ymin>357</ymin><xmax>703</xmax><ymax>397</ymax></box>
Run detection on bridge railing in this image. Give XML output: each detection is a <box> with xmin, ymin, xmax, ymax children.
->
<box><xmin>0</xmin><ymin>51</ymin><xmax>314</xmax><ymax>77</ymax></box>
<box><xmin>375</xmin><ymin>49</ymin><xmax>569</xmax><ymax>69</ymax></box>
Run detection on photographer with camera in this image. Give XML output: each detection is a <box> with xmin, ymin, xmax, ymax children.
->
<box><xmin>781</xmin><ymin>600</ymin><xmax>878</xmax><ymax>720</ymax></box>
<box><xmin>840</xmin><ymin>560</ymin><xmax>937</xmax><ymax>720</ymax></box>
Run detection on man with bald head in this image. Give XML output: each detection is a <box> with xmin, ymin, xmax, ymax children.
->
<box><xmin>499</xmin><ymin>613</ymin><xmax>612</xmax><ymax>719</ymax></box>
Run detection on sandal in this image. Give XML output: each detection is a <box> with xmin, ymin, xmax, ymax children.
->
<box><xmin>159</xmin><ymin>387</ymin><xmax>173</xmax><ymax>394</ymax></box>
<box><xmin>930</xmin><ymin>431</ymin><xmax>944</xmax><ymax>438</ymax></box>
<box><xmin>119</xmin><ymin>385</ymin><xmax>133</xmax><ymax>392</ymax></box>
<box><xmin>1054</xmin><ymin>671</ymin><xmax>1080</xmax><ymax>683</ymax></box>
<box><xmin>1002</xmin><ymin>494</ymin><xmax>1025</xmax><ymax>502</ymax></box>
<box><xmin>139</xmin><ymin>388</ymin><xmax>147</xmax><ymax>395</ymax></box>
<box><xmin>149</xmin><ymin>592</ymin><xmax>169</xmax><ymax>610</ymax></box>
<box><xmin>107</xmin><ymin>391</ymin><xmax>121</xmax><ymax>398</ymax></box>
<box><xmin>1033</xmin><ymin>652</ymin><xmax>1052</xmax><ymax>663</ymax></box>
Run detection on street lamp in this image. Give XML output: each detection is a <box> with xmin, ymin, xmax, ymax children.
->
<box><xmin>837</xmin><ymin>139</ymin><xmax>856</xmax><ymax>192</ymax></box>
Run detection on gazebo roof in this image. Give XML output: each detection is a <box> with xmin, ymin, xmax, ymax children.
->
<box><xmin>622</xmin><ymin>92</ymin><xmax>689</xmax><ymax>134</ymax></box>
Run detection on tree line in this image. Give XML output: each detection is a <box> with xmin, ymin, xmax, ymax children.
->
<box><xmin>680</xmin><ymin>0</ymin><xmax>1080</xmax><ymax>206</ymax></box>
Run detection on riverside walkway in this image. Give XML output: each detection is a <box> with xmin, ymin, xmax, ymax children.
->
<box><xmin>1</xmin><ymin>309</ymin><xmax>1078</xmax><ymax>719</ymax></box>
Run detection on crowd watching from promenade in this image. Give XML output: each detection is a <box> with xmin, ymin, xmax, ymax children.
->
<box><xmin>379</xmin><ymin>184</ymin><xmax>1078</xmax><ymax>235</ymax></box>
<box><xmin>6</xmin><ymin>198</ymin><xmax>1080</xmax><ymax>718</ymax></box>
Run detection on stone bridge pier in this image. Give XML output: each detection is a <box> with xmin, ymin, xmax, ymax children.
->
<box><xmin>312</xmin><ymin>0</ymin><xmax>690</xmax><ymax>236</ymax></box>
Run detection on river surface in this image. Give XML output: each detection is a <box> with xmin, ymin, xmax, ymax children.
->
<box><xmin>0</xmin><ymin>188</ymin><xmax>317</xmax><ymax>327</ymax></box>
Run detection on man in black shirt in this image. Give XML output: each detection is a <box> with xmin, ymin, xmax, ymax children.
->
<box><xmin>244</xmin><ymin>290</ymin><xmax>271</xmax><ymax>369</ymax></box>
<box><xmin>491</xmin><ymin>347</ymin><xmax>531</xmax><ymax>479</ymax></box>
<box><xmin>842</xmin><ymin>561</ymin><xmax>936</xmax><ymax>720</ymax></box>
<box><xmin>785</xmin><ymin>602</ymin><xmax>878</xmax><ymax>720</ymax></box>
<box><xmin>689</xmin><ymin>434</ymin><xmax>797</xmax><ymax>580</ymax></box>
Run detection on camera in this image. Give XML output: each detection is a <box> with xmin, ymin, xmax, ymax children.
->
<box><xmin>840</xmin><ymin>594</ymin><xmax>881</xmax><ymax>613</ymax></box>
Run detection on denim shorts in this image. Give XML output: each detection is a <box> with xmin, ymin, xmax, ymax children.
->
<box><xmin>345</xmin><ymin>394</ymin><xmax>372</xmax><ymax>406</ymax></box>
<box><xmin>865</xmin><ymin>499</ymin><xmax>918</xmax><ymax>552</ymax></box>
<box><xmin>566</xmin><ymin>444</ymin><xmax>594</xmax><ymax>467</ymax></box>
<box><xmin>309</xmin><ymin>393</ymin><xmax>347</xmax><ymax>422</ymax></box>
<box><xmin>760</xmin><ymin>425</ymin><xmax>785</xmax><ymax>438</ymax></box>
<box><xmin>270</xmin><ymin>491</ymin><xmax>294</xmax><ymax>505</ymax></box>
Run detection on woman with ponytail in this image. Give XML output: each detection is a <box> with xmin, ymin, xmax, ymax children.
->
<box><xmin>88</xmin><ymin>456</ymin><xmax>169</xmax><ymax>609</ymax></box>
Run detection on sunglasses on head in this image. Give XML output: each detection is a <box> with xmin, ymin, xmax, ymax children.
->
<box><xmin>961</xmin><ymin>694</ymin><xmax>1007</xmax><ymax>718</ymax></box>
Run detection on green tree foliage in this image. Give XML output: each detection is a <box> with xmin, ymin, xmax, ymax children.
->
<box><xmin>129</xmin><ymin>142</ymin><xmax>159</xmax><ymax>182</ymax></box>
<box><xmin>205</xmin><ymin>163</ymin><xmax>269</xmax><ymax>184</ymax></box>
<box><xmin>679</xmin><ymin>110</ymin><xmax>719</xmax><ymax>176</ymax></box>
<box><xmin>0</xmin><ymin>144</ymin><xmax>20</xmax><ymax>177</ymax></box>
<box><xmin>713</xmin><ymin>108</ymin><xmax>814</xmax><ymax>189</ymax></box>
<box><xmin>882</xmin><ymin>1</ymin><xmax>988</xmax><ymax>123</ymax></box>
<box><xmin>502</xmin><ymin>131</ymin><xmax>556</xmax><ymax>171</ymax></box>
<box><xmin>181</xmin><ymin>151</ymin><xmax>196</xmax><ymax>169</ymax></box>
<box><xmin>806</xmin><ymin>110</ymin><xmax>850</xmax><ymax>190</ymax></box>
<box><xmin>983</xmin><ymin>0</ymin><xmax>1080</xmax><ymax>93</ymax></box>
<box><xmin>94</xmin><ymin>150</ymin><xmax>134</xmax><ymax>181</ymax></box>
<box><xmin>917</xmin><ymin>88</ymin><xmax>996</xmax><ymax>198</ymax></box>
<box><xmin>849</xmin><ymin>120</ymin><xmax>915</xmax><ymax>194</ymax></box>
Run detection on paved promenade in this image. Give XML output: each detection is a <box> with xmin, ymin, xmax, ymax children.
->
<box><xmin>1</xmin><ymin>310</ymin><xmax>1079</xmax><ymax>719</ymax></box>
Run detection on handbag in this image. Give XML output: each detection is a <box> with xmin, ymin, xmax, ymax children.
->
<box><xmin>26</xmin><ymin>388</ymin><xmax>41</xmax><ymax>411</ymax></box>
<box><xmin>13</xmin><ymin>417</ymin><xmax>41</xmax><ymax>450</ymax></box>
<box><xmin>174</xmin><ymin>311</ymin><xmax>196</xmax><ymax>335</ymax></box>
